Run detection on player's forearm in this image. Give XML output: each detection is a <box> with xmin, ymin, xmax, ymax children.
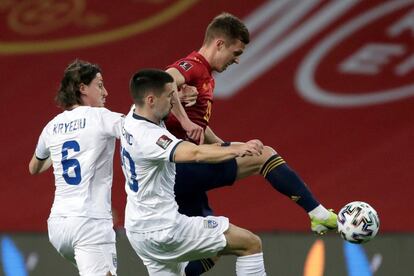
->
<box><xmin>167</xmin><ymin>68</ymin><xmax>191</xmax><ymax>123</ymax></box>
<box><xmin>174</xmin><ymin>142</ymin><xmax>239</xmax><ymax>163</ymax></box>
<box><xmin>29</xmin><ymin>154</ymin><xmax>52</xmax><ymax>175</ymax></box>
<box><xmin>170</xmin><ymin>88</ymin><xmax>192</xmax><ymax>123</ymax></box>
<box><xmin>204</xmin><ymin>126</ymin><xmax>224</xmax><ymax>144</ymax></box>
<box><xmin>194</xmin><ymin>144</ymin><xmax>241</xmax><ymax>162</ymax></box>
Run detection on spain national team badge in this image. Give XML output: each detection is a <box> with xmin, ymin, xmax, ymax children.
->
<box><xmin>204</xmin><ymin>219</ymin><xmax>218</xmax><ymax>229</ymax></box>
<box><xmin>156</xmin><ymin>135</ymin><xmax>173</xmax><ymax>149</ymax></box>
<box><xmin>179</xmin><ymin>61</ymin><xmax>193</xmax><ymax>71</ymax></box>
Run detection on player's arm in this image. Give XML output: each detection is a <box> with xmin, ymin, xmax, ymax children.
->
<box><xmin>29</xmin><ymin>154</ymin><xmax>52</xmax><ymax>175</ymax></box>
<box><xmin>167</xmin><ymin>68</ymin><xmax>197</xmax><ymax>106</ymax></box>
<box><xmin>173</xmin><ymin>140</ymin><xmax>263</xmax><ymax>163</ymax></box>
<box><xmin>204</xmin><ymin>126</ymin><xmax>224</xmax><ymax>144</ymax></box>
<box><xmin>166</xmin><ymin>67</ymin><xmax>204</xmax><ymax>144</ymax></box>
<box><xmin>179</xmin><ymin>84</ymin><xmax>198</xmax><ymax>107</ymax></box>
<box><xmin>167</xmin><ymin>67</ymin><xmax>186</xmax><ymax>87</ymax></box>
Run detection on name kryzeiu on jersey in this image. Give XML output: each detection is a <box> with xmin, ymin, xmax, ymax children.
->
<box><xmin>53</xmin><ymin>118</ymin><xmax>86</xmax><ymax>135</ymax></box>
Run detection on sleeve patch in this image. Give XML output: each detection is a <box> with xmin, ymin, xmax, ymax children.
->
<box><xmin>156</xmin><ymin>135</ymin><xmax>173</xmax><ymax>149</ymax></box>
<box><xmin>179</xmin><ymin>61</ymin><xmax>193</xmax><ymax>71</ymax></box>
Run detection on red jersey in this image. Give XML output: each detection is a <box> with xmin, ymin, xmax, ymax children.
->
<box><xmin>165</xmin><ymin>51</ymin><xmax>215</xmax><ymax>141</ymax></box>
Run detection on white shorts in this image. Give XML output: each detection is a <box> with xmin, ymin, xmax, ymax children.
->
<box><xmin>126</xmin><ymin>214</ymin><xmax>229</xmax><ymax>276</ymax></box>
<box><xmin>48</xmin><ymin>216</ymin><xmax>117</xmax><ymax>276</ymax></box>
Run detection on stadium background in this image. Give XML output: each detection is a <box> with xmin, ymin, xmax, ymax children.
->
<box><xmin>1</xmin><ymin>0</ymin><xmax>413</xmax><ymax>275</ymax></box>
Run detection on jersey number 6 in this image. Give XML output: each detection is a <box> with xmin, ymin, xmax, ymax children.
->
<box><xmin>61</xmin><ymin>140</ymin><xmax>81</xmax><ymax>185</ymax></box>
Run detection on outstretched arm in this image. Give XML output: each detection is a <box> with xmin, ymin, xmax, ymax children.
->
<box><xmin>29</xmin><ymin>154</ymin><xmax>52</xmax><ymax>175</ymax></box>
<box><xmin>166</xmin><ymin>68</ymin><xmax>204</xmax><ymax>144</ymax></box>
<box><xmin>173</xmin><ymin>140</ymin><xmax>263</xmax><ymax>163</ymax></box>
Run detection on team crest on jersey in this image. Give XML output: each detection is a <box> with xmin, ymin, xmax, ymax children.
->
<box><xmin>179</xmin><ymin>61</ymin><xmax>193</xmax><ymax>71</ymax></box>
<box><xmin>204</xmin><ymin>219</ymin><xmax>218</xmax><ymax>229</ymax></box>
<box><xmin>156</xmin><ymin>135</ymin><xmax>173</xmax><ymax>149</ymax></box>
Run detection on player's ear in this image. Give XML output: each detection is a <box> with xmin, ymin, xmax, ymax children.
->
<box><xmin>216</xmin><ymin>39</ymin><xmax>225</xmax><ymax>50</ymax></box>
<box><xmin>79</xmin><ymin>83</ymin><xmax>87</xmax><ymax>95</ymax></box>
<box><xmin>146</xmin><ymin>94</ymin><xmax>155</xmax><ymax>106</ymax></box>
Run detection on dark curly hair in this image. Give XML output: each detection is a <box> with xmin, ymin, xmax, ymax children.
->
<box><xmin>55</xmin><ymin>59</ymin><xmax>101</xmax><ymax>110</ymax></box>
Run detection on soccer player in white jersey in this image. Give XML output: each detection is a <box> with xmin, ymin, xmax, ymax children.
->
<box><xmin>121</xmin><ymin>68</ymin><xmax>267</xmax><ymax>275</ymax></box>
<box><xmin>29</xmin><ymin>60</ymin><xmax>123</xmax><ymax>276</ymax></box>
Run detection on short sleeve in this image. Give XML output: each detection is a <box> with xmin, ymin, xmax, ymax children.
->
<box><xmin>99</xmin><ymin>108</ymin><xmax>124</xmax><ymax>139</ymax></box>
<box><xmin>167</xmin><ymin>59</ymin><xmax>201</xmax><ymax>83</ymax></box>
<box><xmin>35</xmin><ymin>130</ymin><xmax>50</xmax><ymax>160</ymax></box>
<box><xmin>140</xmin><ymin>126</ymin><xmax>182</xmax><ymax>163</ymax></box>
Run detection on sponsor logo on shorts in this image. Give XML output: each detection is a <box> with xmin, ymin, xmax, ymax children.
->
<box><xmin>179</xmin><ymin>61</ymin><xmax>193</xmax><ymax>71</ymax></box>
<box><xmin>204</xmin><ymin>219</ymin><xmax>218</xmax><ymax>229</ymax></box>
<box><xmin>156</xmin><ymin>135</ymin><xmax>173</xmax><ymax>149</ymax></box>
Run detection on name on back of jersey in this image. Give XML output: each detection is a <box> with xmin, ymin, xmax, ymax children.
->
<box><xmin>53</xmin><ymin>118</ymin><xmax>86</xmax><ymax>135</ymax></box>
<box><xmin>122</xmin><ymin>127</ymin><xmax>134</xmax><ymax>145</ymax></box>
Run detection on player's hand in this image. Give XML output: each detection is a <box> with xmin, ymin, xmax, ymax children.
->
<box><xmin>182</xmin><ymin>120</ymin><xmax>204</xmax><ymax>145</ymax></box>
<box><xmin>246</xmin><ymin>139</ymin><xmax>264</xmax><ymax>154</ymax></box>
<box><xmin>178</xmin><ymin>84</ymin><xmax>198</xmax><ymax>107</ymax></box>
<box><xmin>234</xmin><ymin>142</ymin><xmax>262</xmax><ymax>157</ymax></box>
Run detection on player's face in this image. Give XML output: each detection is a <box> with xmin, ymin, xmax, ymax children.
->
<box><xmin>215</xmin><ymin>39</ymin><xmax>245</xmax><ymax>72</ymax></box>
<box><xmin>155</xmin><ymin>82</ymin><xmax>174</xmax><ymax>120</ymax></box>
<box><xmin>80</xmin><ymin>73</ymin><xmax>108</xmax><ymax>107</ymax></box>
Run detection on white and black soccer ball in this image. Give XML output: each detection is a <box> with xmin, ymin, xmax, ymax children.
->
<box><xmin>337</xmin><ymin>201</ymin><xmax>380</xmax><ymax>244</ymax></box>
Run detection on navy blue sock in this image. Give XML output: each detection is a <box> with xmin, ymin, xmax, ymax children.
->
<box><xmin>185</xmin><ymin>259</ymin><xmax>215</xmax><ymax>276</ymax></box>
<box><xmin>260</xmin><ymin>155</ymin><xmax>319</xmax><ymax>212</ymax></box>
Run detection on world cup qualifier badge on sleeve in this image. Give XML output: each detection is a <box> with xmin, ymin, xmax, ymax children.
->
<box><xmin>179</xmin><ymin>61</ymin><xmax>193</xmax><ymax>71</ymax></box>
<box><xmin>156</xmin><ymin>135</ymin><xmax>173</xmax><ymax>149</ymax></box>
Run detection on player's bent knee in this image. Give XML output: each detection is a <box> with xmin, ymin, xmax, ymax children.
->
<box><xmin>263</xmin><ymin>146</ymin><xmax>277</xmax><ymax>157</ymax></box>
<box><xmin>245</xmin><ymin>233</ymin><xmax>262</xmax><ymax>255</ymax></box>
<box><xmin>238</xmin><ymin>229</ymin><xmax>262</xmax><ymax>255</ymax></box>
<box><xmin>222</xmin><ymin>224</ymin><xmax>262</xmax><ymax>256</ymax></box>
<box><xmin>237</xmin><ymin>146</ymin><xmax>276</xmax><ymax>172</ymax></box>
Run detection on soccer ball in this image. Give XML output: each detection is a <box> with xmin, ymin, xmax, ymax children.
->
<box><xmin>337</xmin><ymin>201</ymin><xmax>380</xmax><ymax>244</ymax></box>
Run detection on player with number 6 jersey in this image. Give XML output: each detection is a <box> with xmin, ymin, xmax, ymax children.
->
<box><xmin>29</xmin><ymin>60</ymin><xmax>123</xmax><ymax>276</ymax></box>
<box><xmin>35</xmin><ymin>106</ymin><xmax>122</xmax><ymax>218</ymax></box>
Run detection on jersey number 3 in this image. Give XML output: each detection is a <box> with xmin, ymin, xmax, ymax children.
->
<box><xmin>61</xmin><ymin>140</ymin><xmax>81</xmax><ymax>185</ymax></box>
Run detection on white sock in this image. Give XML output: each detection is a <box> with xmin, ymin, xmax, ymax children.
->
<box><xmin>236</xmin><ymin>252</ymin><xmax>266</xmax><ymax>276</ymax></box>
<box><xmin>308</xmin><ymin>204</ymin><xmax>330</xmax><ymax>220</ymax></box>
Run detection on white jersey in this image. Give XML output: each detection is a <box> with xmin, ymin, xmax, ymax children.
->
<box><xmin>121</xmin><ymin>111</ymin><xmax>182</xmax><ymax>232</ymax></box>
<box><xmin>35</xmin><ymin>106</ymin><xmax>123</xmax><ymax>219</ymax></box>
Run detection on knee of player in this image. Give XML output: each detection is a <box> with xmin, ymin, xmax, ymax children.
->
<box><xmin>261</xmin><ymin>146</ymin><xmax>277</xmax><ymax>162</ymax></box>
<box><xmin>246</xmin><ymin>232</ymin><xmax>262</xmax><ymax>254</ymax></box>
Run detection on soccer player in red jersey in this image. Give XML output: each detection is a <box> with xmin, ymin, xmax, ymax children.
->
<box><xmin>166</xmin><ymin>13</ymin><xmax>337</xmax><ymax>275</ymax></box>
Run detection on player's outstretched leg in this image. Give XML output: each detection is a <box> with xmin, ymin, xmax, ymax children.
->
<box><xmin>236</xmin><ymin>145</ymin><xmax>337</xmax><ymax>234</ymax></box>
